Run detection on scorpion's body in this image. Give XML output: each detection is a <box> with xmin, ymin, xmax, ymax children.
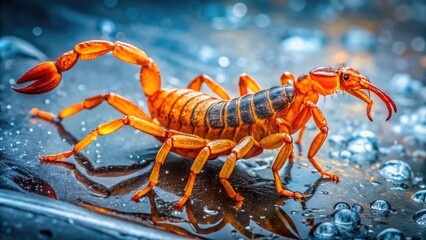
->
<box><xmin>14</xmin><ymin>40</ymin><xmax>396</xmax><ymax>208</ymax></box>
<box><xmin>150</xmin><ymin>86</ymin><xmax>292</xmax><ymax>142</ymax></box>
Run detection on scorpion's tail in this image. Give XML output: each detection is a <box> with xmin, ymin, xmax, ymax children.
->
<box><xmin>12</xmin><ymin>40</ymin><xmax>161</xmax><ymax>97</ymax></box>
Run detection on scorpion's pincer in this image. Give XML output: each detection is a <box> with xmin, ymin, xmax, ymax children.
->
<box><xmin>12</xmin><ymin>61</ymin><xmax>62</xmax><ymax>94</ymax></box>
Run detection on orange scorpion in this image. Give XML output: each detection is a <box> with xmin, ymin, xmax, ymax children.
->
<box><xmin>13</xmin><ymin>40</ymin><xmax>397</xmax><ymax>208</ymax></box>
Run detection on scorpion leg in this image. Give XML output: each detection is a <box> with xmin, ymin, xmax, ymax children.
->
<box><xmin>132</xmin><ymin>133</ymin><xmax>208</xmax><ymax>202</ymax></box>
<box><xmin>187</xmin><ymin>74</ymin><xmax>230</xmax><ymax>100</ymax></box>
<box><xmin>305</xmin><ymin>102</ymin><xmax>340</xmax><ymax>181</ymax></box>
<box><xmin>238</xmin><ymin>74</ymin><xmax>261</xmax><ymax>96</ymax></box>
<box><xmin>32</xmin><ymin>93</ymin><xmax>151</xmax><ymax>122</ymax></box>
<box><xmin>176</xmin><ymin>139</ymin><xmax>236</xmax><ymax>208</ymax></box>
<box><xmin>219</xmin><ymin>136</ymin><xmax>260</xmax><ymax>202</ymax></box>
<box><xmin>39</xmin><ymin>116</ymin><xmax>167</xmax><ymax>161</ymax></box>
<box><xmin>259</xmin><ymin>133</ymin><xmax>309</xmax><ymax>199</ymax></box>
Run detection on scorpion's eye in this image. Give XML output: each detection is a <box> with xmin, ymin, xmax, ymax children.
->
<box><xmin>342</xmin><ymin>74</ymin><xmax>349</xmax><ymax>81</ymax></box>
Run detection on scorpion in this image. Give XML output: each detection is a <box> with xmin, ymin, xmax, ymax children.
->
<box><xmin>13</xmin><ymin>40</ymin><xmax>397</xmax><ymax>208</ymax></box>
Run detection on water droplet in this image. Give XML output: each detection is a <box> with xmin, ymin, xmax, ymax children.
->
<box><xmin>390</xmin><ymin>182</ymin><xmax>408</xmax><ymax>190</ymax></box>
<box><xmin>379</xmin><ymin>160</ymin><xmax>413</xmax><ymax>181</ymax></box>
<box><xmin>392</xmin><ymin>41</ymin><xmax>406</xmax><ymax>55</ymax></box>
<box><xmin>346</xmin><ymin>130</ymin><xmax>378</xmax><ymax>163</ymax></box>
<box><xmin>412</xmin><ymin>190</ymin><xmax>426</xmax><ymax>203</ymax></box>
<box><xmin>333</xmin><ymin>209</ymin><xmax>361</xmax><ymax>229</ymax></box>
<box><xmin>312</xmin><ymin>222</ymin><xmax>339</xmax><ymax>238</ymax></box>
<box><xmin>98</xmin><ymin>19</ymin><xmax>116</xmax><ymax>36</ymax></box>
<box><xmin>390</xmin><ymin>73</ymin><xmax>423</xmax><ymax>96</ymax></box>
<box><xmin>289</xmin><ymin>0</ymin><xmax>306</xmax><ymax>12</ymax></box>
<box><xmin>412</xmin><ymin>209</ymin><xmax>426</xmax><ymax>225</ymax></box>
<box><xmin>280</xmin><ymin>28</ymin><xmax>325</xmax><ymax>54</ymax></box>
<box><xmin>32</xmin><ymin>26</ymin><xmax>42</xmax><ymax>36</ymax></box>
<box><xmin>254</xmin><ymin>14</ymin><xmax>271</xmax><ymax>28</ymax></box>
<box><xmin>126</xmin><ymin>7</ymin><xmax>138</xmax><ymax>20</ymax></box>
<box><xmin>341</xmin><ymin>27</ymin><xmax>376</xmax><ymax>52</ymax></box>
<box><xmin>351</xmin><ymin>204</ymin><xmax>364</xmax><ymax>213</ymax></box>
<box><xmin>334</xmin><ymin>202</ymin><xmax>350</xmax><ymax>210</ymax></box>
<box><xmin>232</xmin><ymin>3</ymin><xmax>247</xmax><ymax>18</ymax></box>
<box><xmin>376</xmin><ymin>228</ymin><xmax>405</xmax><ymax>240</ymax></box>
<box><xmin>218</xmin><ymin>56</ymin><xmax>230</xmax><ymax>67</ymax></box>
<box><xmin>370</xmin><ymin>199</ymin><xmax>394</xmax><ymax>216</ymax></box>
<box><xmin>411</xmin><ymin>37</ymin><xmax>425</xmax><ymax>52</ymax></box>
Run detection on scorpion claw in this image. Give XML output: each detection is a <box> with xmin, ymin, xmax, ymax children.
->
<box><xmin>12</xmin><ymin>61</ymin><xmax>62</xmax><ymax>94</ymax></box>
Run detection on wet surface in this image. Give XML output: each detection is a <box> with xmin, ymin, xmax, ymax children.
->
<box><xmin>1</xmin><ymin>0</ymin><xmax>426</xmax><ymax>239</ymax></box>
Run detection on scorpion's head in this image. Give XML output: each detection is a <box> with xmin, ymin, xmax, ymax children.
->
<box><xmin>309</xmin><ymin>66</ymin><xmax>397</xmax><ymax>121</ymax></box>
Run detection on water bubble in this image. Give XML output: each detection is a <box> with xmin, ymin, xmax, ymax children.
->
<box><xmin>218</xmin><ymin>56</ymin><xmax>230</xmax><ymax>67</ymax></box>
<box><xmin>334</xmin><ymin>202</ymin><xmax>350</xmax><ymax>210</ymax></box>
<box><xmin>341</xmin><ymin>27</ymin><xmax>377</xmax><ymax>52</ymax></box>
<box><xmin>198</xmin><ymin>45</ymin><xmax>217</xmax><ymax>62</ymax></box>
<box><xmin>333</xmin><ymin>209</ymin><xmax>361</xmax><ymax>229</ymax></box>
<box><xmin>32</xmin><ymin>26</ymin><xmax>42</xmax><ymax>37</ymax></box>
<box><xmin>351</xmin><ymin>204</ymin><xmax>364</xmax><ymax>213</ymax></box>
<box><xmin>289</xmin><ymin>0</ymin><xmax>306</xmax><ymax>12</ymax></box>
<box><xmin>280</xmin><ymin>28</ymin><xmax>326</xmax><ymax>54</ymax></box>
<box><xmin>412</xmin><ymin>209</ymin><xmax>426</xmax><ymax>225</ymax></box>
<box><xmin>232</xmin><ymin>3</ymin><xmax>247</xmax><ymax>18</ymax></box>
<box><xmin>379</xmin><ymin>160</ymin><xmax>413</xmax><ymax>181</ymax></box>
<box><xmin>390</xmin><ymin>182</ymin><xmax>408</xmax><ymax>190</ymax></box>
<box><xmin>328</xmin><ymin>135</ymin><xmax>346</xmax><ymax>149</ymax></box>
<box><xmin>370</xmin><ymin>199</ymin><xmax>393</xmax><ymax>216</ymax></box>
<box><xmin>346</xmin><ymin>130</ymin><xmax>379</xmax><ymax>163</ymax></box>
<box><xmin>392</xmin><ymin>41</ymin><xmax>406</xmax><ymax>55</ymax></box>
<box><xmin>254</xmin><ymin>14</ymin><xmax>271</xmax><ymax>28</ymax></box>
<box><xmin>312</xmin><ymin>222</ymin><xmax>339</xmax><ymax>239</ymax></box>
<box><xmin>390</xmin><ymin>73</ymin><xmax>423</xmax><ymax>96</ymax></box>
<box><xmin>412</xmin><ymin>190</ymin><xmax>426</xmax><ymax>203</ymax></box>
<box><xmin>98</xmin><ymin>19</ymin><xmax>116</xmax><ymax>36</ymax></box>
<box><xmin>376</xmin><ymin>228</ymin><xmax>405</xmax><ymax>240</ymax></box>
<box><xmin>411</xmin><ymin>37</ymin><xmax>425</xmax><ymax>52</ymax></box>
<box><xmin>126</xmin><ymin>7</ymin><xmax>138</xmax><ymax>20</ymax></box>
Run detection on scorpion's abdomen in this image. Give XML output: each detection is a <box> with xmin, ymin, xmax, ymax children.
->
<box><xmin>204</xmin><ymin>85</ymin><xmax>295</xmax><ymax>130</ymax></box>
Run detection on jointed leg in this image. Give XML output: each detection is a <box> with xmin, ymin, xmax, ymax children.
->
<box><xmin>176</xmin><ymin>139</ymin><xmax>236</xmax><ymax>208</ymax></box>
<box><xmin>32</xmin><ymin>92</ymin><xmax>151</xmax><ymax>122</ymax></box>
<box><xmin>306</xmin><ymin>102</ymin><xmax>339</xmax><ymax>181</ymax></box>
<box><xmin>219</xmin><ymin>136</ymin><xmax>260</xmax><ymax>201</ymax></box>
<box><xmin>39</xmin><ymin>116</ymin><xmax>167</xmax><ymax>161</ymax></box>
<box><xmin>132</xmin><ymin>134</ymin><xmax>209</xmax><ymax>202</ymax></box>
<box><xmin>187</xmin><ymin>74</ymin><xmax>230</xmax><ymax>100</ymax></box>
<box><xmin>295</xmin><ymin>126</ymin><xmax>306</xmax><ymax>145</ymax></box>
<box><xmin>238</xmin><ymin>74</ymin><xmax>261</xmax><ymax>96</ymax></box>
<box><xmin>259</xmin><ymin>133</ymin><xmax>309</xmax><ymax>199</ymax></box>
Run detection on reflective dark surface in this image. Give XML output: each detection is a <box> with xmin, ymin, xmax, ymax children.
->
<box><xmin>1</xmin><ymin>0</ymin><xmax>425</xmax><ymax>239</ymax></box>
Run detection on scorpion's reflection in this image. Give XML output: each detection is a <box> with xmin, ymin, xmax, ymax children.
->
<box><xmin>45</xmin><ymin>122</ymin><xmax>328</xmax><ymax>239</ymax></box>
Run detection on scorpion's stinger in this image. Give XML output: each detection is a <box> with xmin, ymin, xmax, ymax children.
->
<box><xmin>12</xmin><ymin>61</ymin><xmax>62</xmax><ymax>94</ymax></box>
<box><xmin>13</xmin><ymin>40</ymin><xmax>162</xmax><ymax>97</ymax></box>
